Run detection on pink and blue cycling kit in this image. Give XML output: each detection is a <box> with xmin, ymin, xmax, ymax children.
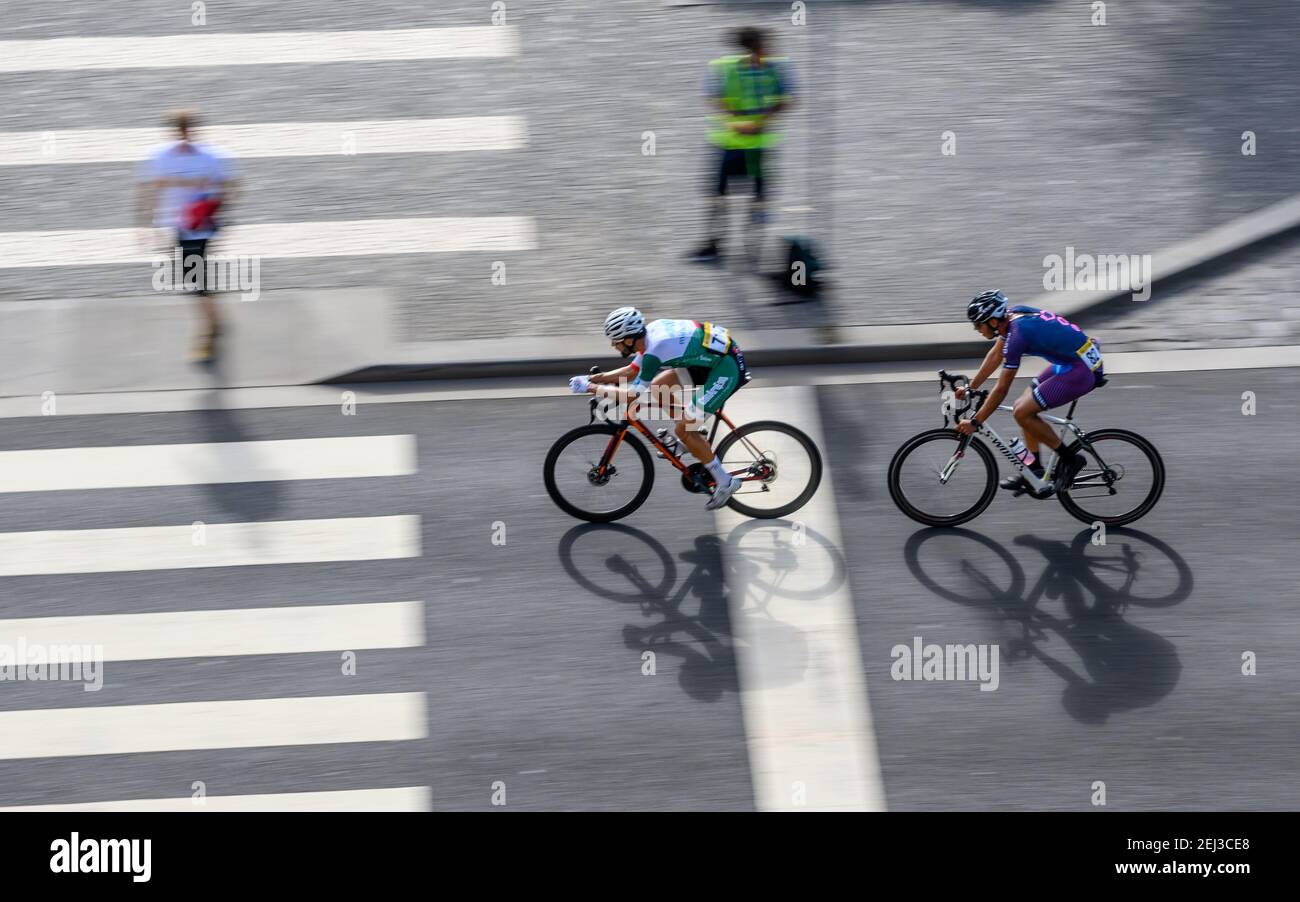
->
<box><xmin>1001</xmin><ymin>306</ymin><xmax>1106</xmax><ymax>410</ymax></box>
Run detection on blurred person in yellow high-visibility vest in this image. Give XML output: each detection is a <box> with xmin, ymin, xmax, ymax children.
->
<box><xmin>689</xmin><ymin>27</ymin><xmax>793</xmax><ymax>266</ymax></box>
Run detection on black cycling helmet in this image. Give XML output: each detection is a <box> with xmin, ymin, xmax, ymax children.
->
<box><xmin>967</xmin><ymin>290</ymin><xmax>1009</xmax><ymax>326</ymax></box>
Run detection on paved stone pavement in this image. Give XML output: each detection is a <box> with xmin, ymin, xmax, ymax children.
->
<box><xmin>1</xmin><ymin>0</ymin><xmax>1298</xmax><ymax>344</ymax></box>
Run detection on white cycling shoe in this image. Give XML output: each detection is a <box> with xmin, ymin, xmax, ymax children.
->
<box><xmin>705</xmin><ymin>474</ymin><xmax>741</xmax><ymax>511</ymax></box>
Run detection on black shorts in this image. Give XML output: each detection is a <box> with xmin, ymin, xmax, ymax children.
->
<box><xmin>177</xmin><ymin>236</ymin><xmax>209</xmax><ymax>295</ymax></box>
<box><xmin>714</xmin><ymin>148</ymin><xmax>766</xmax><ymax>200</ymax></box>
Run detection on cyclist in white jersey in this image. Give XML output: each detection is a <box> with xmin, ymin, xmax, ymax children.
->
<box><xmin>568</xmin><ymin>307</ymin><xmax>749</xmax><ymax>510</ymax></box>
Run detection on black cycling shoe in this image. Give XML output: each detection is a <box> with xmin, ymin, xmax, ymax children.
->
<box><xmin>1000</xmin><ymin>471</ymin><xmax>1044</xmax><ymax>497</ymax></box>
<box><xmin>1052</xmin><ymin>453</ymin><xmax>1088</xmax><ymax>493</ymax></box>
<box><xmin>999</xmin><ymin>474</ymin><xmax>1030</xmax><ymax>494</ymax></box>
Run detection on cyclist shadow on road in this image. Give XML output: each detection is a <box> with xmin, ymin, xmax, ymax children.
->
<box><xmin>557</xmin><ymin>520</ymin><xmax>848</xmax><ymax>702</ymax></box>
<box><xmin>904</xmin><ymin>527</ymin><xmax>1194</xmax><ymax>724</ymax></box>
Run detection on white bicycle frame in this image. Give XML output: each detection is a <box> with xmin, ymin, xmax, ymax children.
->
<box><xmin>940</xmin><ymin>404</ymin><xmax>1086</xmax><ymax>494</ymax></box>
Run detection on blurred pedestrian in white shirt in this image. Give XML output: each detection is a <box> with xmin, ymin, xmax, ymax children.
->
<box><xmin>136</xmin><ymin>109</ymin><xmax>237</xmax><ymax>363</ymax></box>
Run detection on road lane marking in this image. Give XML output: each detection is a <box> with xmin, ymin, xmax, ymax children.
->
<box><xmin>0</xmin><ymin>692</ymin><xmax>426</xmax><ymax>760</ymax></box>
<box><xmin>0</xmin><ymin>217</ymin><xmax>537</xmax><ymax>268</ymax></box>
<box><xmin>0</xmin><ymin>515</ymin><xmax>420</xmax><ymax>576</ymax></box>
<box><xmin>0</xmin><ymin>601</ymin><xmax>424</xmax><ymax>661</ymax></box>
<box><xmin>0</xmin><ymin>786</ymin><xmax>431</xmax><ymax>812</ymax></box>
<box><xmin>712</xmin><ymin>384</ymin><xmax>886</xmax><ymax>811</ymax></box>
<box><xmin>0</xmin><ymin>117</ymin><xmax>526</xmax><ymax>166</ymax></box>
<box><xmin>0</xmin><ymin>27</ymin><xmax>519</xmax><ymax>73</ymax></box>
<box><xmin>0</xmin><ymin>435</ymin><xmax>415</xmax><ymax>493</ymax></box>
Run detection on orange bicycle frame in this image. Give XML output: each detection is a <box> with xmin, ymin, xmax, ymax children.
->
<box><xmin>595</xmin><ymin>409</ymin><xmax>759</xmax><ymax>481</ymax></box>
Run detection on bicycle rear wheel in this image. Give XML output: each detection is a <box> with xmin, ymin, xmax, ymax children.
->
<box><xmin>714</xmin><ymin>420</ymin><xmax>822</xmax><ymax>519</ymax></box>
<box><xmin>1057</xmin><ymin>428</ymin><xmax>1164</xmax><ymax>526</ymax></box>
<box><xmin>544</xmin><ymin>423</ymin><xmax>655</xmax><ymax>523</ymax></box>
<box><xmin>888</xmin><ymin>429</ymin><xmax>998</xmax><ymax>527</ymax></box>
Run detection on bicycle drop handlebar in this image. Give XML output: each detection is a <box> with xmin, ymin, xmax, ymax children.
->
<box><xmin>938</xmin><ymin>369</ymin><xmax>987</xmax><ymax>427</ymax></box>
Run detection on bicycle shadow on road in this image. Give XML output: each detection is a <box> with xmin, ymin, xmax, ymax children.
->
<box><xmin>903</xmin><ymin>526</ymin><xmax>1194</xmax><ymax>724</ymax></box>
<box><xmin>557</xmin><ymin>520</ymin><xmax>848</xmax><ymax>702</ymax></box>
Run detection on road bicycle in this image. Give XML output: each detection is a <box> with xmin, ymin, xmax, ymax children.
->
<box><xmin>887</xmin><ymin>370</ymin><xmax>1165</xmax><ymax>527</ymax></box>
<box><xmin>544</xmin><ymin>372</ymin><xmax>822</xmax><ymax>522</ymax></box>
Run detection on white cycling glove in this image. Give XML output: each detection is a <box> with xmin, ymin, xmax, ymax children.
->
<box><xmin>569</xmin><ymin>375</ymin><xmax>591</xmax><ymax>394</ymax></box>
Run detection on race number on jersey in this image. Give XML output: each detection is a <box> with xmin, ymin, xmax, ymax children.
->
<box><xmin>701</xmin><ymin>322</ymin><xmax>731</xmax><ymax>355</ymax></box>
<box><xmin>1076</xmin><ymin>337</ymin><xmax>1103</xmax><ymax>371</ymax></box>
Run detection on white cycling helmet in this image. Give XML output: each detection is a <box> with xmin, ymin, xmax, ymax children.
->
<box><xmin>603</xmin><ymin>306</ymin><xmax>646</xmax><ymax>340</ymax></box>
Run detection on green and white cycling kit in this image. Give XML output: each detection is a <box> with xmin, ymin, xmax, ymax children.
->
<box><xmin>629</xmin><ymin>319</ymin><xmax>746</xmax><ymax>415</ymax></box>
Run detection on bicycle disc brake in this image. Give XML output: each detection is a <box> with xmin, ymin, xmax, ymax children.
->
<box><xmin>587</xmin><ymin>464</ymin><xmax>616</xmax><ymax>487</ymax></box>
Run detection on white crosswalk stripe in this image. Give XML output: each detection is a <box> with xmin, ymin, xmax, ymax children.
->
<box><xmin>0</xmin><ymin>218</ymin><xmax>537</xmax><ymax>268</ymax></box>
<box><xmin>0</xmin><ymin>601</ymin><xmax>424</xmax><ymax>662</ymax></box>
<box><xmin>0</xmin><ymin>515</ymin><xmax>420</xmax><ymax>577</ymax></box>
<box><xmin>0</xmin><ymin>27</ymin><xmax>519</xmax><ymax>72</ymax></box>
<box><xmin>0</xmin><ymin>117</ymin><xmax>527</xmax><ymax>166</ymax></box>
<box><xmin>0</xmin><ymin>435</ymin><xmax>415</xmax><ymax>492</ymax></box>
<box><xmin>0</xmin><ymin>693</ymin><xmax>427</xmax><ymax>760</ymax></box>
<box><xmin>711</xmin><ymin>386</ymin><xmax>886</xmax><ymax>812</ymax></box>
<box><xmin>0</xmin><ymin>786</ymin><xmax>432</xmax><ymax>812</ymax></box>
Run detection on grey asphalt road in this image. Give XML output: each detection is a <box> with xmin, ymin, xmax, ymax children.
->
<box><xmin>0</xmin><ymin>396</ymin><xmax>753</xmax><ymax>811</ymax></box>
<box><xmin>820</xmin><ymin>364</ymin><xmax>1300</xmax><ymax>810</ymax></box>
<box><xmin>0</xmin><ymin>362</ymin><xmax>1295</xmax><ymax>810</ymax></box>
<box><xmin>3</xmin><ymin>0</ymin><xmax>1300</xmax><ymax>340</ymax></box>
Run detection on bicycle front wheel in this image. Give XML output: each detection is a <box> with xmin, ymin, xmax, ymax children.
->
<box><xmin>888</xmin><ymin>429</ymin><xmax>998</xmax><ymax>527</ymax></box>
<box><xmin>715</xmin><ymin>420</ymin><xmax>823</xmax><ymax>519</ymax></box>
<box><xmin>543</xmin><ymin>423</ymin><xmax>655</xmax><ymax>523</ymax></box>
<box><xmin>1057</xmin><ymin>428</ymin><xmax>1165</xmax><ymax>526</ymax></box>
